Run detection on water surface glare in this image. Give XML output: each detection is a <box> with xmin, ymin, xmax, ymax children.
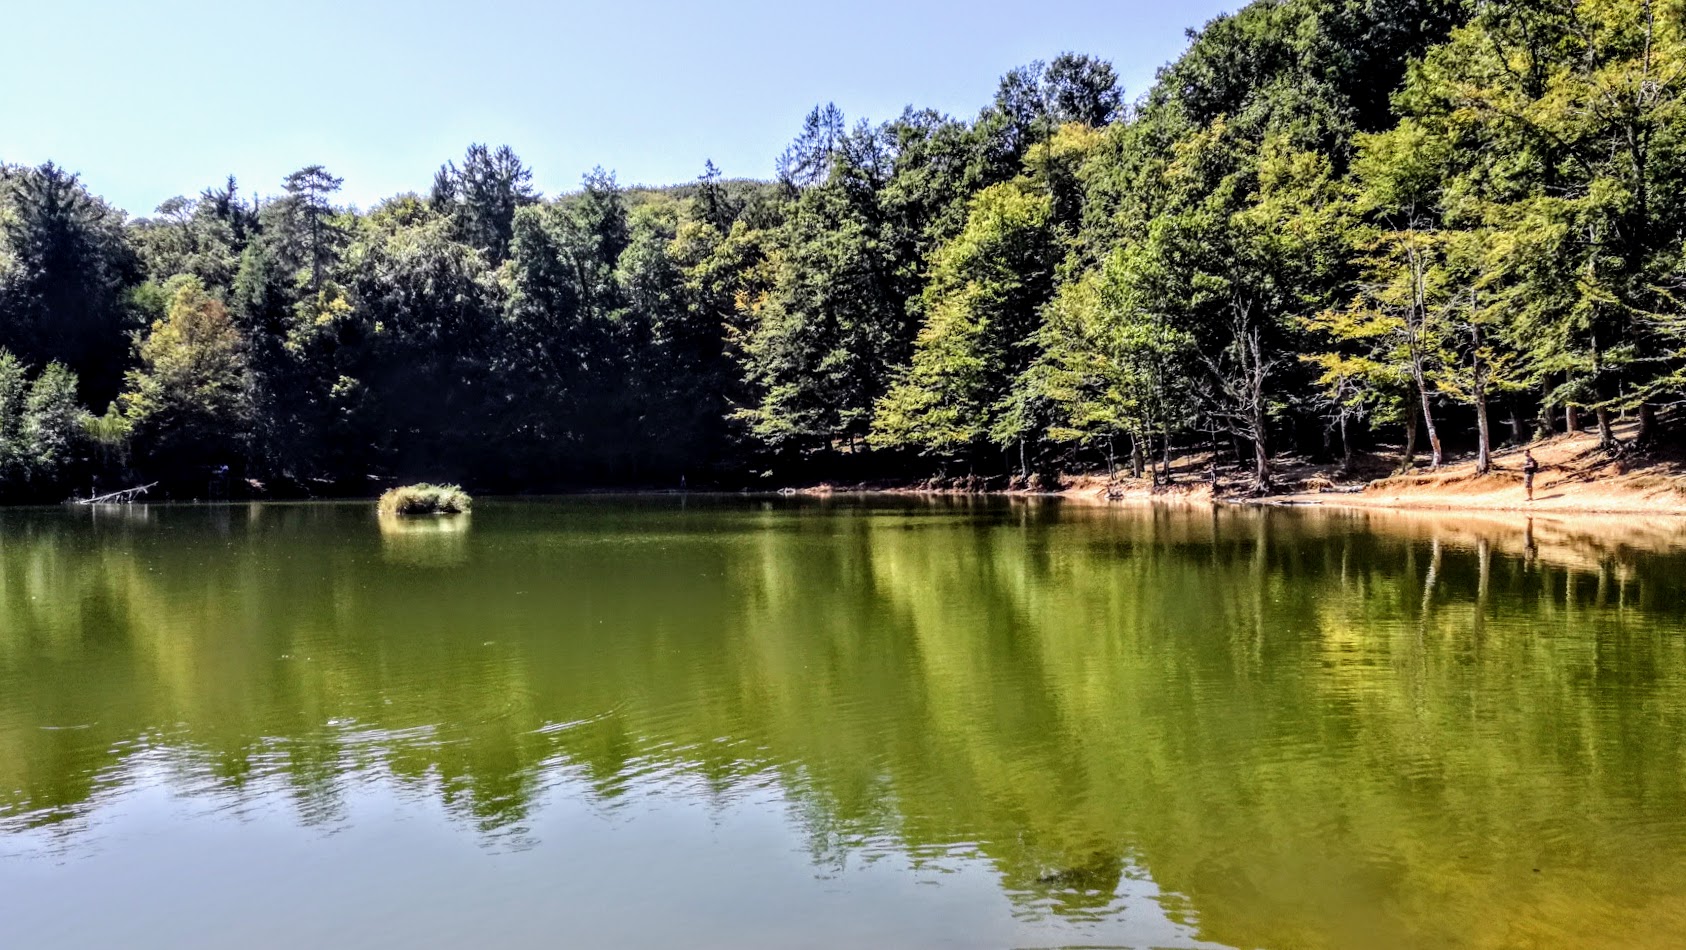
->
<box><xmin>2</xmin><ymin>497</ymin><xmax>1684</xmax><ymax>949</ymax></box>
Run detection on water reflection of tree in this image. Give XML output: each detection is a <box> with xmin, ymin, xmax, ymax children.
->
<box><xmin>1</xmin><ymin>501</ymin><xmax>1685</xmax><ymax>948</ymax></box>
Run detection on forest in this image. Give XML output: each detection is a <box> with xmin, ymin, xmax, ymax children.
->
<box><xmin>0</xmin><ymin>0</ymin><xmax>1681</xmax><ymax>500</ymax></box>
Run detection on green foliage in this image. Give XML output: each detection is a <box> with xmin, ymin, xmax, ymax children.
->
<box><xmin>871</xmin><ymin>181</ymin><xmax>1056</xmax><ymax>458</ymax></box>
<box><xmin>431</xmin><ymin>144</ymin><xmax>538</xmax><ymax>264</ymax></box>
<box><xmin>131</xmin><ymin>177</ymin><xmax>255</xmax><ymax>291</ymax></box>
<box><xmin>0</xmin><ymin>163</ymin><xmax>139</xmax><ymax>408</ymax></box>
<box><xmin>0</xmin><ymin>352</ymin><xmax>26</xmax><ymax>486</ymax></box>
<box><xmin>24</xmin><ymin>361</ymin><xmax>87</xmax><ymax>480</ymax></box>
<box><xmin>737</xmin><ymin>135</ymin><xmax>908</xmax><ymax>450</ymax></box>
<box><xmin>14</xmin><ymin>0</ymin><xmax>1686</xmax><ymax>498</ymax></box>
<box><xmin>275</xmin><ymin>165</ymin><xmax>347</xmax><ymax>294</ymax></box>
<box><xmin>1400</xmin><ymin>0</ymin><xmax>1686</xmax><ymax>434</ymax></box>
<box><xmin>1035</xmin><ymin>245</ymin><xmax>1198</xmax><ymax>470</ymax></box>
<box><xmin>0</xmin><ymin>349</ymin><xmax>92</xmax><ymax>498</ymax></box>
<box><xmin>119</xmin><ymin>276</ymin><xmax>252</xmax><ymax>479</ymax></box>
<box><xmin>346</xmin><ymin>214</ymin><xmax>503</xmax><ymax>477</ymax></box>
<box><xmin>81</xmin><ymin>404</ymin><xmax>131</xmax><ymax>470</ymax></box>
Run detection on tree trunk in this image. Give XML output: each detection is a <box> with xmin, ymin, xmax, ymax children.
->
<box><xmin>1130</xmin><ymin>433</ymin><xmax>1144</xmax><ymax>479</ymax></box>
<box><xmin>1596</xmin><ymin>407</ymin><xmax>1617</xmax><ymax>452</ymax></box>
<box><xmin>1566</xmin><ymin>402</ymin><xmax>1581</xmax><ymax>433</ymax></box>
<box><xmin>1338</xmin><ymin>414</ymin><xmax>1353</xmax><ymax>475</ymax></box>
<box><xmin>1416</xmin><ymin>377</ymin><xmax>1444</xmax><ymax>469</ymax></box>
<box><xmin>1401</xmin><ymin>407</ymin><xmax>1419</xmax><ymax>473</ymax></box>
<box><xmin>1161</xmin><ymin>430</ymin><xmax>1173</xmax><ymax>484</ymax></box>
<box><xmin>1470</xmin><ymin>320</ymin><xmax>1491</xmax><ymax>474</ymax></box>
<box><xmin>1403</xmin><ymin>249</ymin><xmax>1441</xmax><ymax>470</ymax></box>
<box><xmin>1252</xmin><ymin>424</ymin><xmax>1271</xmax><ymax>492</ymax></box>
<box><xmin>1535</xmin><ymin>397</ymin><xmax>1555</xmax><ymax>441</ymax></box>
<box><xmin>1239</xmin><ymin>320</ymin><xmax>1272</xmax><ymax>492</ymax></box>
<box><xmin>1249</xmin><ymin>355</ymin><xmax>1271</xmax><ymax>490</ymax></box>
<box><xmin>1475</xmin><ymin>388</ymin><xmax>1492</xmax><ymax>475</ymax></box>
<box><xmin>1637</xmin><ymin>402</ymin><xmax>1660</xmax><ymax>445</ymax></box>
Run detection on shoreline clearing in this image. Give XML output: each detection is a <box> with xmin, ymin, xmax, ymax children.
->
<box><xmin>795</xmin><ymin>429</ymin><xmax>1686</xmax><ymax>519</ymax></box>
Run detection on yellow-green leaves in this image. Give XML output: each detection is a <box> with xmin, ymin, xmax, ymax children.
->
<box><xmin>870</xmin><ymin>183</ymin><xmax>1055</xmax><ymax>457</ymax></box>
<box><xmin>117</xmin><ymin>276</ymin><xmax>251</xmax><ymax>472</ymax></box>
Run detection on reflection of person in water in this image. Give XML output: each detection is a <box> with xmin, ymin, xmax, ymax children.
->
<box><xmin>1522</xmin><ymin>450</ymin><xmax>1540</xmax><ymax>502</ymax></box>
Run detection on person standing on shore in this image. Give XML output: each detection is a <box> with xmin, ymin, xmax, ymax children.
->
<box><xmin>1522</xmin><ymin>450</ymin><xmax>1540</xmax><ymax>502</ymax></box>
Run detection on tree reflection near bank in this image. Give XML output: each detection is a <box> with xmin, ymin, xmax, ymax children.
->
<box><xmin>2</xmin><ymin>498</ymin><xmax>1684</xmax><ymax>949</ymax></box>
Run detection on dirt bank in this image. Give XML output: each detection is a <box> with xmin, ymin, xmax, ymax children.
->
<box><xmin>1046</xmin><ymin>427</ymin><xmax>1686</xmax><ymax>517</ymax></box>
<box><xmin>791</xmin><ymin>426</ymin><xmax>1686</xmax><ymax>517</ymax></box>
<box><xmin>1264</xmin><ymin>431</ymin><xmax>1686</xmax><ymax>516</ymax></box>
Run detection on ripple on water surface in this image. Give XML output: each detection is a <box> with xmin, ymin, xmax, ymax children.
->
<box><xmin>1</xmin><ymin>498</ymin><xmax>1685</xmax><ymax>948</ymax></box>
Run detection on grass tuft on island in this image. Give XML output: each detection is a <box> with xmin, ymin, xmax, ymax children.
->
<box><xmin>378</xmin><ymin>484</ymin><xmax>473</xmax><ymax>516</ymax></box>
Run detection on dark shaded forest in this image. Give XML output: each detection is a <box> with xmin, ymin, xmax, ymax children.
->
<box><xmin>2</xmin><ymin>0</ymin><xmax>1682</xmax><ymax>500</ymax></box>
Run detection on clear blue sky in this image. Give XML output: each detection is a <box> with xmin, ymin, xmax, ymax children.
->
<box><xmin>0</xmin><ymin>0</ymin><xmax>1236</xmax><ymax>216</ymax></box>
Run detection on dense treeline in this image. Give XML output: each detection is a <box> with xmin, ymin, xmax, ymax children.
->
<box><xmin>1</xmin><ymin>0</ymin><xmax>1682</xmax><ymax>500</ymax></box>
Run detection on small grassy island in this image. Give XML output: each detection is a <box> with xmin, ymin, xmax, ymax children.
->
<box><xmin>378</xmin><ymin>484</ymin><xmax>472</xmax><ymax>516</ymax></box>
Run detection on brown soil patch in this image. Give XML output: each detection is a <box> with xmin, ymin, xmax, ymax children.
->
<box><xmin>1282</xmin><ymin>429</ymin><xmax>1686</xmax><ymax>516</ymax></box>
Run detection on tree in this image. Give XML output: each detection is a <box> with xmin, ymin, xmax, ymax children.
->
<box><xmin>347</xmin><ymin>214</ymin><xmax>503</xmax><ymax>479</ymax></box>
<box><xmin>0</xmin><ymin>351</ymin><xmax>27</xmax><ymax>488</ymax></box>
<box><xmin>0</xmin><ymin>163</ymin><xmax>139</xmax><ymax>408</ymax></box>
<box><xmin>431</xmin><ymin>144</ymin><xmax>539</xmax><ymax>264</ymax></box>
<box><xmin>131</xmin><ymin>176</ymin><xmax>255</xmax><ymax>290</ymax></box>
<box><xmin>1434</xmin><ymin>230</ymin><xmax>1526</xmax><ymax>474</ymax></box>
<box><xmin>777</xmin><ymin>104</ymin><xmax>849</xmax><ymax>190</ymax></box>
<box><xmin>1035</xmin><ymin>247</ymin><xmax>1198</xmax><ymax>482</ymax></box>
<box><xmin>497</xmin><ymin>169</ymin><xmax>660</xmax><ymax>481</ymax></box>
<box><xmin>23</xmin><ymin>360</ymin><xmax>87</xmax><ymax>487</ymax></box>
<box><xmin>736</xmin><ymin>175</ymin><xmax>903</xmax><ymax>454</ymax></box>
<box><xmin>737</xmin><ymin>112</ymin><xmax>914</xmax><ymax>458</ymax></box>
<box><xmin>693</xmin><ymin>160</ymin><xmax>741</xmax><ymax>233</ymax></box>
<box><xmin>1137</xmin><ymin>127</ymin><xmax>1349</xmax><ymax>490</ymax></box>
<box><xmin>1309</xmin><ymin>121</ymin><xmax>1455</xmax><ymax>469</ymax></box>
<box><xmin>871</xmin><ymin>182</ymin><xmax>1057</xmax><ymax>465</ymax></box>
<box><xmin>1044</xmin><ymin>52</ymin><xmax>1125</xmax><ymax>128</ymax></box>
<box><xmin>119</xmin><ymin>277</ymin><xmax>252</xmax><ymax>483</ymax></box>
<box><xmin>1403</xmin><ymin>0</ymin><xmax>1686</xmax><ymax>450</ymax></box>
<box><xmin>877</xmin><ymin>109</ymin><xmax>986</xmax><ymax>258</ymax></box>
<box><xmin>276</xmin><ymin>165</ymin><xmax>347</xmax><ymax>293</ymax></box>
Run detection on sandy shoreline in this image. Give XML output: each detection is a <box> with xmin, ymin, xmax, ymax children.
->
<box><xmin>1257</xmin><ymin>432</ymin><xmax>1686</xmax><ymax>517</ymax></box>
<box><xmin>799</xmin><ymin>429</ymin><xmax>1686</xmax><ymax>519</ymax></box>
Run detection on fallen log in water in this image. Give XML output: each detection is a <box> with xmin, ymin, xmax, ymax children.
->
<box><xmin>74</xmin><ymin>482</ymin><xmax>159</xmax><ymax>505</ymax></box>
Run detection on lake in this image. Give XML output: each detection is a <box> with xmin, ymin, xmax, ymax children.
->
<box><xmin>2</xmin><ymin>497</ymin><xmax>1684</xmax><ymax>949</ymax></box>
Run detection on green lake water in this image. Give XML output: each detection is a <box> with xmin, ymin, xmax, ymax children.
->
<box><xmin>2</xmin><ymin>497</ymin><xmax>1684</xmax><ymax>949</ymax></box>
